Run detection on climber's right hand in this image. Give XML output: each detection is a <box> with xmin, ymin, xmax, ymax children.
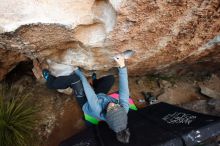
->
<box><xmin>113</xmin><ymin>54</ymin><xmax>125</xmax><ymax>68</ymax></box>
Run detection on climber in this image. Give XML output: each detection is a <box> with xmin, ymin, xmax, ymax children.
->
<box><xmin>33</xmin><ymin>50</ymin><xmax>134</xmax><ymax>143</ymax></box>
<box><xmin>75</xmin><ymin>54</ymin><xmax>130</xmax><ymax>144</ymax></box>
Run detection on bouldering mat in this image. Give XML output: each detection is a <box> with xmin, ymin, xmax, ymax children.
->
<box><xmin>96</xmin><ymin>110</ymin><xmax>183</xmax><ymax>146</ymax></box>
<box><xmin>138</xmin><ymin>102</ymin><xmax>220</xmax><ymax>146</ymax></box>
<box><xmin>59</xmin><ymin>127</ymin><xmax>101</xmax><ymax>146</ymax></box>
<box><xmin>60</xmin><ymin>102</ymin><xmax>220</xmax><ymax>146</ymax></box>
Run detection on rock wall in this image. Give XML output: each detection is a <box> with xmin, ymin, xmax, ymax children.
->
<box><xmin>0</xmin><ymin>0</ymin><xmax>220</xmax><ymax>80</ymax></box>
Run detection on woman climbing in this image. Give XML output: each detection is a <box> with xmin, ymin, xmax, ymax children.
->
<box><xmin>33</xmin><ymin>50</ymin><xmax>134</xmax><ymax>143</ymax></box>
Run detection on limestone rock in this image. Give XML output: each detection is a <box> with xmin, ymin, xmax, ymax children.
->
<box><xmin>208</xmin><ymin>99</ymin><xmax>220</xmax><ymax>114</ymax></box>
<box><xmin>0</xmin><ymin>0</ymin><xmax>95</xmax><ymax>32</ymax></box>
<box><xmin>199</xmin><ymin>74</ymin><xmax>220</xmax><ymax>99</ymax></box>
<box><xmin>181</xmin><ymin>100</ymin><xmax>210</xmax><ymax>115</ymax></box>
<box><xmin>157</xmin><ymin>82</ymin><xmax>203</xmax><ymax>104</ymax></box>
<box><xmin>0</xmin><ymin>48</ymin><xmax>27</xmax><ymax>80</ymax></box>
<box><xmin>158</xmin><ymin>80</ymin><xmax>173</xmax><ymax>89</ymax></box>
<box><xmin>181</xmin><ymin>99</ymin><xmax>220</xmax><ymax>116</ymax></box>
<box><xmin>0</xmin><ymin>0</ymin><xmax>220</xmax><ymax>80</ymax></box>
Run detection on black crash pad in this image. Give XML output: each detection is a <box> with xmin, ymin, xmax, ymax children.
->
<box><xmin>59</xmin><ymin>127</ymin><xmax>101</xmax><ymax>146</ymax></box>
<box><xmin>138</xmin><ymin>102</ymin><xmax>220</xmax><ymax>146</ymax></box>
<box><xmin>97</xmin><ymin>110</ymin><xmax>182</xmax><ymax>146</ymax></box>
<box><xmin>60</xmin><ymin>102</ymin><xmax>220</xmax><ymax>146</ymax></box>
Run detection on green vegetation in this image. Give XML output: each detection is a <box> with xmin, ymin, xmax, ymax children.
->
<box><xmin>0</xmin><ymin>84</ymin><xmax>38</xmax><ymax>146</ymax></box>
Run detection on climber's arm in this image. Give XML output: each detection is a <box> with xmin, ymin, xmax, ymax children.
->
<box><xmin>75</xmin><ymin>69</ymin><xmax>102</xmax><ymax>113</ymax></box>
<box><xmin>113</xmin><ymin>55</ymin><xmax>129</xmax><ymax>113</ymax></box>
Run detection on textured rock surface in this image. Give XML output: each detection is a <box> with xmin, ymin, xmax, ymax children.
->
<box><xmin>108</xmin><ymin>0</ymin><xmax>220</xmax><ymax>75</ymax></box>
<box><xmin>9</xmin><ymin>76</ymin><xmax>85</xmax><ymax>146</ymax></box>
<box><xmin>181</xmin><ymin>99</ymin><xmax>220</xmax><ymax>116</ymax></box>
<box><xmin>199</xmin><ymin>74</ymin><xmax>220</xmax><ymax>99</ymax></box>
<box><xmin>0</xmin><ymin>0</ymin><xmax>220</xmax><ymax>80</ymax></box>
<box><xmin>157</xmin><ymin>82</ymin><xmax>204</xmax><ymax>104</ymax></box>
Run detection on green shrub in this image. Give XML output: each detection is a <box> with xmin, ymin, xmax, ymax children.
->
<box><xmin>0</xmin><ymin>84</ymin><xmax>38</xmax><ymax>146</ymax></box>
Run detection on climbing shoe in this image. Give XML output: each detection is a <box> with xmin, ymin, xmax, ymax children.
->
<box><xmin>42</xmin><ymin>69</ymin><xmax>50</xmax><ymax>80</ymax></box>
<box><xmin>92</xmin><ymin>73</ymin><xmax>97</xmax><ymax>81</ymax></box>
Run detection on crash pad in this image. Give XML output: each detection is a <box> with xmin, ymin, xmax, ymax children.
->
<box><xmin>97</xmin><ymin>110</ymin><xmax>182</xmax><ymax>146</ymax></box>
<box><xmin>138</xmin><ymin>102</ymin><xmax>220</xmax><ymax>146</ymax></box>
<box><xmin>60</xmin><ymin>102</ymin><xmax>220</xmax><ymax>146</ymax></box>
<box><xmin>59</xmin><ymin>127</ymin><xmax>100</xmax><ymax>146</ymax></box>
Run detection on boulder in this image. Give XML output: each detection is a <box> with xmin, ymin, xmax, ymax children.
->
<box><xmin>0</xmin><ymin>0</ymin><xmax>220</xmax><ymax>80</ymax></box>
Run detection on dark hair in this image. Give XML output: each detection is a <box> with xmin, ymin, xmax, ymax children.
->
<box><xmin>116</xmin><ymin>128</ymin><xmax>130</xmax><ymax>143</ymax></box>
